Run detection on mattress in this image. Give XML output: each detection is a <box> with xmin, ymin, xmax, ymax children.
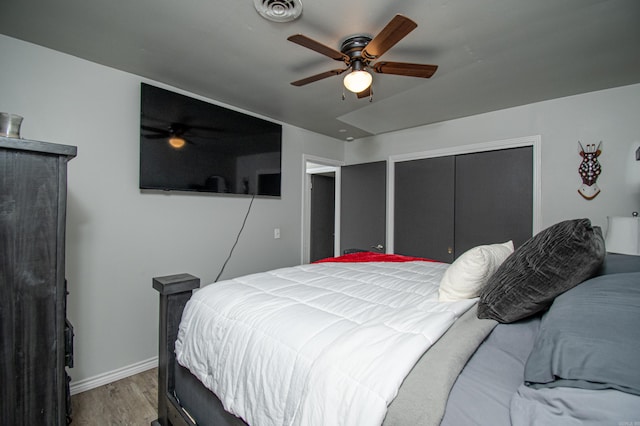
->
<box><xmin>173</xmin><ymin>303</ymin><xmax>497</xmax><ymax>426</ymax></box>
<box><xmin>175</xmin><ymin>260</ymin><xmax>477</xmax><ymax>426</ymax></box>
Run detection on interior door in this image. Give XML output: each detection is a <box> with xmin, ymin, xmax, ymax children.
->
<box><xmin>454</xmin><ymin>146</ymin><xmax>533</xmax><ymax>256</ymax></box>
<box><xmin>340</xmin><ymin>161</ymin><xmax>386</xmax><ymax>254</ymax></box>
<box><xmin>393</xmin><ymin>146</ymin><xmax>533</xmax><ymax>262</ymax></box>
<box><xmin>394</xmin><ymin>156</ymin><xmax>456</xmax><ymax>262</ymax></box>
<box><xmin>310</xmin><ymin>174</ymin><xmax>335</xmax><ymax>262</ymax></box>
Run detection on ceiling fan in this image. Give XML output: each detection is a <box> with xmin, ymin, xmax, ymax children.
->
<box><xmin>141</xmin><ymin>122</ymin><xmax>220</xmax><ymax>149</ymax></box>
<box><xmin>288</xmin><ymin>14</ymin><xmax>438</xmax><ymax>98</ymax></box>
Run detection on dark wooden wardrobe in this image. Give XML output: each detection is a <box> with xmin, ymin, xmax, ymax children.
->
<box><xmin>0</xmin><ymin>137</ymin><xmax>77</xmax><ymax>425</ymax></box>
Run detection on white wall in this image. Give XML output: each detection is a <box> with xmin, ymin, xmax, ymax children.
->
<box><xmin>0</xmin><ymin>35</ymin><xmax>345</xmax><ymax>385</ymax></box>
<box><xmin>345</xmin><ymin>84</ymin><xmax>640</xmax><ymax>230</ymax></box>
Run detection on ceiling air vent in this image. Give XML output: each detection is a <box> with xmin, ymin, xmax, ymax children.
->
<box><xmin>254</xmin><ymin>0</ymin><xmax>302</xmax><ymax>22</ymax></box>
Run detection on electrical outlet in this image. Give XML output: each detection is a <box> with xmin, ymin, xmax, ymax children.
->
<box><xmin>274</xmin><ymin>228</ymin><xmax>281</xmax><ymax>239</ymax></box>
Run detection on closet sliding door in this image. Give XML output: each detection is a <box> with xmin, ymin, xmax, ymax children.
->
<box><xmin>394</xmin><ymin>146</ymin><xmax>533</xmax><ymax>262</ymax></box>
<box><xmin>454</xmin><ymin>147</ymin><xmax>533</xmax><ymax>256</ymax></box>
<box><xmin>394</xmin><ymin>156</ymin><xmax>455</xmax><ymax>263</ymax></box>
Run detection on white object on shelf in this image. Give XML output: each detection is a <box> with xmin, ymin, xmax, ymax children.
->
<box><xmin>605</xmin><ymin>215</ymin><xmax>640</xmax><ymax>255</ymax></box>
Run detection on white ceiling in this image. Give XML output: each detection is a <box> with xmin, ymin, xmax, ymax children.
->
<box><xmin>1</xmin><ymin>0</ymin><xmax>639</xmax><ymax>141</ymax></box>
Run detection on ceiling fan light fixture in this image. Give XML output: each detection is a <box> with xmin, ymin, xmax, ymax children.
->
<box><xmin>343</xmin><ymin>69</ymin><xmax>372</xmax><ymax>93</ymax></box>
<box><xmin>169</xmin><ymin>136</ymin><xmax>186</xmax><ymax>149</ymax></box>
<box><xmin>254</xmin><ymin>0</ymin><xmax>302</xmax><ymax>23</ymax></box>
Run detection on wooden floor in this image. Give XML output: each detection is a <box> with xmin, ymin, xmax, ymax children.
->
<box><xmin>70</xmin><ymin>368</ymin><xmax>157</xmax><ymax>426</ymax></box>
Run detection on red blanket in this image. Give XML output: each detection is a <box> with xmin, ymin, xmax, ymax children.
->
<box><xmin>314</xmin><ymin>251</ymin><xmax>438</xmax><ymax>264</ymax></box>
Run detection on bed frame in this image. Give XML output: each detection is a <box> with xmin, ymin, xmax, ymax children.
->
<box><xmin>152</xmin><ymin>273</ymin><xmax>250</xmax><ymax>426</ymax></box>
<box><xmin>151</xmin><ymin>273</ymin><xmax>200</xmax><ymax>426</ymax></box>
<box><xmin>148</xmin><ymin>271</ymin><xmax>490</xmax><ymax>426</ymax></box>
<box><xmin>149</xmin><ymin>269</ymin><xmax>492</xmax><ymax>426</ymax></box>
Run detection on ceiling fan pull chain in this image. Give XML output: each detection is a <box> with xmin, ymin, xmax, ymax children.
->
<box><xmin>369</xmin><ymin>87</ymin><xmax>374</xmax><ymax>102</ymax></box>
<box><xmin>342</xmin><ymin>89</ymin><xmax>346</xmax><ymax>101</ymax></box>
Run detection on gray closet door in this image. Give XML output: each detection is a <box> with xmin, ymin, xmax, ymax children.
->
<box><xmin>394</xmin><ymin>156</ymin><xmax>455</xmax><ymax>262</ymax></box>
<box><xmin>340</xmin><ymin>161</ymin><xmax>386</xmax><ymax>254</ymax></box>
<box><xmin>310</xmin><ymin>174</ymin><xmax>335</xmax><ymax>262</ymax></box>
<box><xmin>393</xmin><ymin>146</ymin><xmax>533</xmax><ymax>262</ymax></box>
<box><xmin>454</xmin><ymin>146</ymin><xmax>533</xmax><ymax>256</ymax></box>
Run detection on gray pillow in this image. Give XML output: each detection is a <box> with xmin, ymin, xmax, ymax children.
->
<box><xmin>477</xmin><ymin>219</ymin><xmax>605</xmax><ymax>323</ymax></box>
<box><xmin>595</xmin><ymin>253</ymin><xmax>640</xmax><ymax>276</ymax></box>
<box><xmin>524</xmin><ymin>272</ymin><xmax>640</xmax><ymax>396</ymax></box>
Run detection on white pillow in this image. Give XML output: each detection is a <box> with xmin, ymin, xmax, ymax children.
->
<box><xmin>438</xmin><ymin>240</ymin><xmax>514</xmax><ymax>301</ymax></box>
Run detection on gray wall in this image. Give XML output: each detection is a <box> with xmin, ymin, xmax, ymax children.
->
<box><xmin>2</xmin><ymin>31</ymin><xmax>639</xmax><ymax>389</ymax></box>
<box><xmin>0</xmin><ymin>34</ymin><xmax>345</xmax><ymax>386</ymax></box>
<box><xmin>345</xmin><ymin>84</ymin><xmax>640</xmax><ymax>231</ymax></box>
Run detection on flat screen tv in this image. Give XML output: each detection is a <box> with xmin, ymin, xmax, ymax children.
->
<box><xmin>139</xmin><ymin>83</ymin><xmax>282</xmax><ymax>196</ymax></box>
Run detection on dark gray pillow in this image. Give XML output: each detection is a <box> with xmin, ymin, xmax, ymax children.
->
<box><xmin>477</xmin><ymin>219</ymin><xmax>605</xmax><ymax>323</ymax></box>
<box><xmin>524</xmin><ymin>272</ymin><xmax>640</xmax><ymax>395</ymax></box>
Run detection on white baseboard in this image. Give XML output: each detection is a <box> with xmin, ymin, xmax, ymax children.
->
<box><xmin>70</xmin><ymin>356</ymin><xmax>158</xmax><ymax>395</ymax></box>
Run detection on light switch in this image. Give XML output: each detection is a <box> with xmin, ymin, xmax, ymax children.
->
<box><xmin>274</xmin><ymin>228</ymin><xmax>281</xmax><ymax>239</ymax></box>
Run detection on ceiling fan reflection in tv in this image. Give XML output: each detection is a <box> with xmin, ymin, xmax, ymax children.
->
<box><xmin>140</xmin><ymin>121</ymin><xmax>222</xmax><ymax>149</ymax></box>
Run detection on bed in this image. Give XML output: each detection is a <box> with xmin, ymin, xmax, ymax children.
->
<box><xmin>151</xmin><ymin>219</ymin><xmax>640</xmax><ymax>426</ymax></box>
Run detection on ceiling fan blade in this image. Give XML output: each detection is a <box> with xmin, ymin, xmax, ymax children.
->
<box><xmin>186</xmin><ymin>124</ymin><xmax>223</xmax><ymax>132</ymax></box>
<box><xmin>372</xmin><ymin>61</ymin><xmax>438</xmax><ymax>78</ymax></box>
<box><xmin>291</xmin><ymin>68</ymin><xmax>348</xmax><ymax>87</ymax></box>
<box><xmin>362</xmin><ymin>15</ymin><xmax>418</xmax><ymax>60</ymax></box>
<box><xmin>287</xmin><ymin>34</ymin><xmax>349</xmax><ymax>62</ymax></box>
<box><xmin>142</xmin><ymin>134</ymin><xmax>167</xmax><ymax>139</ymax></box>
<box><xmin>141</xmin><ymin>125</ymin><xmax>170</xmax><ymax>135</ymax></box>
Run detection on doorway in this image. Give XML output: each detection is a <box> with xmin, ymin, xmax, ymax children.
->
<box><xmin>302</xmin><ymin>157</ymin><xmax>342</xmax><ymax>264</ymax></box>
<box><xmin>340</xmin><ymin>161</ymin><xmax>387</xmax><ymax>255</ymax></box>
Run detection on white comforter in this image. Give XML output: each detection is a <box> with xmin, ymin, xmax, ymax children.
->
<box><xmin>175</xmin><ymin>260</ymin><xmax>476</xmax><ymax>426</ymax></box>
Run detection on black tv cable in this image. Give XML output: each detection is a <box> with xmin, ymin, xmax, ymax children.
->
<box><xmin>214</xmin><ymin>193</ymin><xmax>256</xmax><ymax>282</ymax></box>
